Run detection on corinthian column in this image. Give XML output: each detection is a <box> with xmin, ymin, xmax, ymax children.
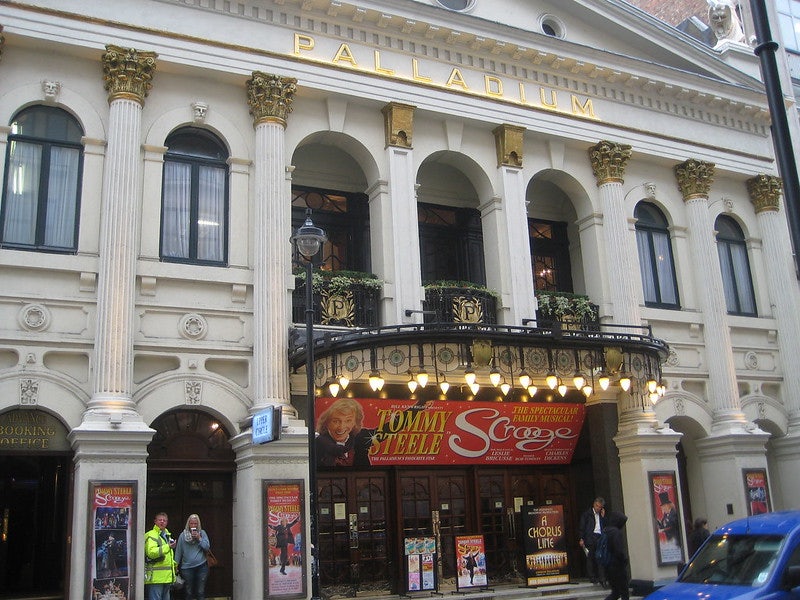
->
<box><xmin>674</xmin><ymin>159</ymin><xmax>746</xmax><ymax>428</ymax></box>
<box><xmin>746</xmin><ymin>174</ymin><xmax>800</xmax><ymax>509</ymax></box>
<box><xmin>88</xmin><ymin>45</ymin><xmax>157</xmax><ymax>417</ymax></box>
<box><xmin>246</xmin><ymin>72</ymin><xmax>297</xmax><ymax>416</ymax></box>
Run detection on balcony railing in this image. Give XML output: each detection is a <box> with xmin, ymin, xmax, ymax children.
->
<box><xmin>292</xmin><ymin>272</ymin><xmax>381</xmax><ymax>327</ymax></box>
<box><xmin>423</xmin><ymin>283</ymin><xmax>499</xmax><ymax>324</ymax></box>
<box><xmin>535</xmin><ymin>291</ymin><xmax>599</xmax><ymax>330</ymax></box>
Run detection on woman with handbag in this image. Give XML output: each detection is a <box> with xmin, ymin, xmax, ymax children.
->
<box><xmin>175</xmin><ymin>514</ymin><xmax>211</xmax><ymax>600</ymax></box>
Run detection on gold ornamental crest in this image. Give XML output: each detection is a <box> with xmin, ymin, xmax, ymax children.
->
<box><xmin>320</xmin><ymin>290</ymin><xmax>355</xmax><ymax>326</ymax></box>
<box><xmin>452</xmin><ymin>296</ymin><xmax>484</xmax><ymax>324</ymax></box>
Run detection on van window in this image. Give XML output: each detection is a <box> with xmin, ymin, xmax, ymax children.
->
<box><xmin>680</xmin><ymin>534</ymin><xmax>785</xmax><ymax>587</ymax></box>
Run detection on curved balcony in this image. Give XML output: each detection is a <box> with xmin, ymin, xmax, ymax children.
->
<box><xmin>292</xmin><ymin>271</ymin><xmax>381</xmax><ymax>328</ymax></box>
<box><xmin>422</xmin><ymin>282</ymin><xmax>499</xmax><ymax>324</ymax></box>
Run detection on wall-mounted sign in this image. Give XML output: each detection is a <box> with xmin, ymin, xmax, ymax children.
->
<box><xmin>313</xmin><ymin>397</ymin><xmax>585</xmax><ymax>468</ymax></box>
<box><xmin>649</xmin><ymin>471</ymin><xmax>684</xmax><ymax>566</ymax></box>
<box><xmin>252</xmin><ymin>405</ymin><xmax>283</xmax><ymax>445</ymax></box>
<box><xmin>0</xmin><ymin>409</ymin><xmax>70</xmax><ymax>451</ymax></box>
<box><xmin>263</xmin><ymin>480</ymin><xmax>305</xmax><ymax>599</ymax></box>
<box><xmin>742</xmin><ymin>468</ymin><xmax>771</xmax><ymax>515</ymax></box>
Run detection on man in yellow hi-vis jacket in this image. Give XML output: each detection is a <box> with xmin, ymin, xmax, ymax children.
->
<box><xmin>144</xmin><ymin>512</ymin><xmax>177</xmax><ymax>600</ymax></box>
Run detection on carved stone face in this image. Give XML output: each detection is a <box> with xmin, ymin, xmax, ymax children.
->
<box><xmin>709</xmin><ymin>4</ymin><xmax>731</xmax><ymax>34</ymax></box>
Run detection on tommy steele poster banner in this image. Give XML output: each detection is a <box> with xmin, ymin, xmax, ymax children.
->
<box><xmin>522</xmin><ymin>505</ymin><xmax>568</xmax><ymax>586</ymax></box>
<box><xmin>649</xmin><ymin>471</ymin><xmax>684</xmax><ymax>566</ymax></box>
<box><xmin>314</xmin><ymin>397</ymin><xmax>585</xmax><ymax>468</ymax></box>
<box><xmin>455</xmin><ymin>535</ymin><xmax>488</xmax><ymax>590</ymax></box>
<box><xmin>88</xmin><ymin>481</ymin><xmax>136</xmax><ymax>600</ymax></box>
<box><xmin>264</xmin><ymin>480</ymin><xmax>306</xmax><ymax>599</ymax></box>
<box><xmin>742</xmin><ymin>468</ymin><xmax>771</xmax><ymax>515</ymax></box>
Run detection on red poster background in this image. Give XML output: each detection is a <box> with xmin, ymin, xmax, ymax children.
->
<box><xmin>315</xmin><ymin>398</ymin><xmax>585</xmax><ymax>466</ymax></box>
<box><xmin>649</xmin><ymin>471</ymin><xmax>684</xmax><ymax>566</ymax></box>
<box><xmin>456</xmin><ymin>535</ymin><xmax>488</xmax><ymax>590</ymax></box>
<box><xmin>89</xmin><ymin>482</ymin><xmax>135</xmax><ymax>600</ymax></box>
<box><xmin>265</xmin><ymin>481</ymin><xmax>305</xmax><ymax>598</ymax></box>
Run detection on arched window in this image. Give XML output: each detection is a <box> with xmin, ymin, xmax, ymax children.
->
<box><xmin>529</xmin><ymin>218</ymin><xmax>572</xmax><ymax>292</ymax></box>
<box><xmin>635</xmin><ymin>202</ymin><xmax>679</xmax><ymax>308</ymax></box>
<box><xmin>715</xmin><ymin>215</ymin><xmax>756</xmax><ymax>316</ymax></box>
<box><xmin>160</xmin><ymin>127</ymin><xmax>228</xmax><ymax>265</ymax></box>
<box><xmin>1</xmin><ymin>106</ymin><xmax>84</xmax><ymax>252</ymax></box>
<box><xmin>418</xmin><ymin>203</ymin><xmax>485</xmax><ymax>285</ymax></box>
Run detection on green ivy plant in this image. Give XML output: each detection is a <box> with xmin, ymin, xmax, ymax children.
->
<box><xmin>294</xmin><ymin>269</ymin><xmax>383</xmax><ymax>293</ymax></box>
<box><xmin>423</xmin><ymin>280</ymin><xmax>500</xmax><ymax>299</ymax></box>
<box><xmin>535</xmin><ymin>291</ymin><xmax>597</xmax><ymax>321</ymax></box>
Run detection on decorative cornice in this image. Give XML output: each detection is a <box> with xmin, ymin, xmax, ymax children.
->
<box><xmin>588</xmin><ymin>140</ymin><xmax>631</xmax><ymax>185</ymax></box>
<box><xmin>674</xmin><ymin>159</ymin><xmax>715</xmax><ymax>201</ymax></box>
<box><xmin>493</xmin><ymin>124</ymin><xmax>525</xmax><ymax>168</ymax></box>
<box><xmin>246</xmin><ymin>71</ymin><xmax>297</xmax><ymax>127</ymax></box>
<box><xmin>746</xmin><ymin>174</ymin><xmax>782</xmax><ymax>213</ymax></box>
<box><xmin>101</xmin><ymin>44</ymin><xmax>157</xmax><ymax>105</ymax></box>
<box><xmin>381</xmin><ymin>102</ymin><xmax>414</xmax><ymax>149</ymax></box>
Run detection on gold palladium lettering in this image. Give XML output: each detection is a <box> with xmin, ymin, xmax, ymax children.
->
<box><xmin>292</xmin><ymin>33</ymin><xmax>600</xmax><ymax>120</ymax></box>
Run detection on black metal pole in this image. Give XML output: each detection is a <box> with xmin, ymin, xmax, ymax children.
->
<box><xmin>305</xmin><ymin>256</ymin><xmax>320</xmax><ymax>600</ymax></box>
<box><xmin>750</xmin><ymin>0</ymin><xmax>800</xmax><ymax>274</ymax></box>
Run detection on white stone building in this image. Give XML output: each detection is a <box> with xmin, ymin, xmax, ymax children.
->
<box><xmin>0</xmin><ymin>1</ymin><xmax>798</xmax><ymax>600</ymax></box>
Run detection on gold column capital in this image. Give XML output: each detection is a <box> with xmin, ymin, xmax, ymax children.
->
<box><xmin>101</xmin><ymin>44</ymin><xmax>157</xmax><ymax>106</ymax></box>
<box><xmin>674</xmin><ymin>159</ymin><xmax>715</xmax><ymax>201</ymax></box>
<box><xmin>492</xmin><ymin>124</ymin><xmax>525</xmax><ymax>168</ymax></box>
<box><xmin>246</xmin><ymin>71</ymin><xmax>297</xmax><ymax>127</ymax></box>
<box><xmin>588</xmin><ymin>140</ymin><xmax>632</xmax><ymax>185</ymax></box>
<box><xmin>381</xmin><ymin>102</ymin><xmax>415</xmax><ymax>148</ymax></box>
<box><xmin>746</xmin><ymin>174</ymin><xmax>782</xmax><ymax>213</ymax></box>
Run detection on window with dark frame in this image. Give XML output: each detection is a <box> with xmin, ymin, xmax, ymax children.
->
<box><xmin>291</xmin><ymin>186</ymin><xmax>370</xmax><ymax>272</ymax></box>
<box><xmin>715</xmin><ymin>215</ymin><xmax>756</xmax><ymax>316</ymax></box>
<box><xmin>418</xmin><ymin>202</ymin><xmax>485</xmax><ymax>285</ymax></box>
<box><xmin>529</xmin><ymin>218</ymin><xmax>572</xmax><ymax>292</ymax></box>
<box><xmin>1</xmin><ymin>105</ymin><xmax>84</xmax><ymax>253</ymax></box>
<box><xmin>160</xmin><ymin>127</ymin><xmax>229</xmax><ymax>266</ymax></box>
<box><xmin>635</xmin><ymin>202</ymin><xmax>680</xmax><ymax>308</ymax></box>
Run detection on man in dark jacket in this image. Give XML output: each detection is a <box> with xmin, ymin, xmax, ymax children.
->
<box><xmin>578</xmin><ymin>497</ymin><xmax>606</xmax><ymax>585</ymax></box>
<box><xmin>602</xmin><ymin>511</ymin><xmax>629</xmax><ymax>600</ymax></box>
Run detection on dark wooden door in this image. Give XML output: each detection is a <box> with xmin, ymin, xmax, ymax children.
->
<box><xmin>318</xmin><ymin>472</ymin><xmax>391</xmax><ymax>593</ymax></box>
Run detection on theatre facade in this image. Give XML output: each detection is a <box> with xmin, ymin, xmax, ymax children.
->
<box><xmin>0</xmin><ymin>1</ymin><xmax>798</xmax><ymax>600</ymax></box>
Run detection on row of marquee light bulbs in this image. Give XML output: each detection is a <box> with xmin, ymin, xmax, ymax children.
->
<box><xmin>325</xmin><ymin>364</ymin><xmax>668</xmax><ymax>403</ymax></box>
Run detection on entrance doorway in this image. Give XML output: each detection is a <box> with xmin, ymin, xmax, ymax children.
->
<box><xmin>0</xmin><ymin>454</ymin><xmax>71</xmax><ymax>600</ymax></box>
<box><xmin>318</xmin><ymin>467</ymin><xmax>576</xmax><ymax>594</ymax></box>
<box><xmin>146</xmin><ymin>410</ymin><xmax>235</xmax><ymax>600</ymax></box>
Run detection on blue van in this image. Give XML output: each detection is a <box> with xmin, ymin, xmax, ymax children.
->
<box><xmin>644</xmin><ymin>511</ymin><xmax>800</xmax><ymax>600</ymax></box>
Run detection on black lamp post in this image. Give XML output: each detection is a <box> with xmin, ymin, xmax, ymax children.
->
<box><xmin>292</xmin><ymin>209</ymin><xmax>327</xmax><ymax>600</ymax></box>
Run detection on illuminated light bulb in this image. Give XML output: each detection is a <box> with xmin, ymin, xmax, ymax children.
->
<box><xmin>440</xmin><ymin>378</ymin><xmax>450</xmax><ymax>394</ymax></box>
<box><xmin>649</xmin><ymin>392</ymin><xmax>660</xmax><ymax>404</ymax></box>
<box><xmin>598</xmin><ymin>373</ymin><xmax>610</xmax><ymax>391</ymax></box>
<box><xmin>546</xmin><ymin>373</ymin><xmax>558</xmax><ymax>390</ymax></box>
<box><xmin>558</xmin><ymin>383</ymin><xmax>568</xmax><ymax>397</ymax></box>
<box><xmin>647</xmin><ymin>378</ymin><xmax>658</xmax><ymax>394</ymax></box>
<box><xmin>416</xmin><ymin>370</ymin><xmax>429</xmax><ymax>388</ymax></box>
<box><xmin>500</xmin><ymin>381</ymin><xmax>511</xmax><ymax>396</ymax></box>
<box><xmin>407</xmin><ymin>376</ymin><xmax>418</xmax><ymax>393</ymax></box>
<box><xmin>369</xmin><ymin>370</ymin><xmax>382</xmax><ymax>392</ymax></box>
<box><xmin>657</xmin><ymin>382</ymin><xmax>667</xmax><ymax>397</ymax></box>
<box><xmin>338</xmin><ymin>375</ymin><xmax>349</xmax><ymax>390</ymax></box>
<box><xmin>376</xmin><ymin>375</ymin><xmax>385</xmax><ymax>391</ymax></box>
<box><xmin>619</xmin><ymin>375</ymin><xmax>632</xmax><ymax>392</ymax></box>
<box><xmin>464</xmin><ymin>368</ymin><xmax>477</xmax><ymax>386</ymax></box>
<box><xmin>328</xmin><ymin>381</ymin><xmax>340</xmax><ymax>397</ymax></box>
<box><xmin>527</xmin><ymin>385</ymin><xmax>538</xmax><ymax>397</ymax></box>
<box><xmin>518</xmin><ymin>371</ymin><xmax>531</xmax><ymax>389</ymax></box>
<box><xmin>582</xmin><ymin>384</ymin><xmax>593</xmax><ymax>397</ymax></box>
<box><xmin>469</xmin><ymin>382</ymin><xmax>480</xmax><ymax>395</ymax></box>
<box><xmin>573</xmin><ymin>373</ymin><xmax>586</xmax><ymax>390</ymax></box>
<box><xmin>489</xmin><ymin>369</ymin><xmax>501</xmax><ymax>387</ymax></box>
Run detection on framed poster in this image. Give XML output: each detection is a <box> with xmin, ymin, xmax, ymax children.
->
<box><xmin>88</xmin><ymin>481</ymin><xmax>137</xmax><ymax>600</ymax></box>
<box><xmin>742</xmin><ymin>468</ymin><xmax>771</xmax><ymax>515</ymax></box>
<box><xmin>263</xmin><ymin>480</ymin><xmax>306</xmax><ymax>599</ymax></box>
<box><xmin>648</xmin><ymin>471</ymin><xmax>684</xmax><ymax>566</ymax></box>
<box><xmin>522</xmin><ymin>505</ymin><xmax>568</xmax><ymax>586</ymax></box>
<box><xmin>455</xmin><ymin>535</ymin><xmax>488</xmax><ymax>590</ymax></box>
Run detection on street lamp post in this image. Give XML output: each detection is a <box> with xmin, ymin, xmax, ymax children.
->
<box><xmin>292</xmin><ymin>209</ymin><xmax>327</xmax><ymax>600</ymax></box>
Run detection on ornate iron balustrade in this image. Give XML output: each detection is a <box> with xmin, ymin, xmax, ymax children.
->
<box><xmin>422</xmin><ymin>285</ymin><xmax>498</xmax><ymax>324</ymax></box>
<box><xmin>292</xmin><ymin>279</ymin><xmax>380</xmax><ymax>327</ymax></box>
